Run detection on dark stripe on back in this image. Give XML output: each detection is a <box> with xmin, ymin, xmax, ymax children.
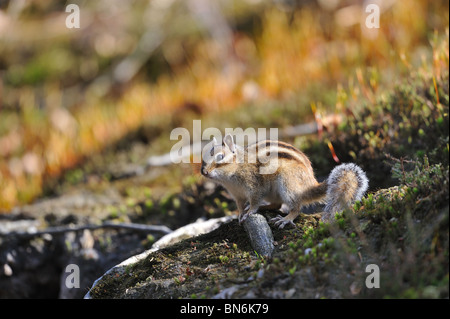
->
<box><xmin>246</xmin><ymin>140</ymin><xmax>311</xmax><ymax>166</ymax></box>
<box><xmin>274</xmin><ymin>141</ymin><xmax>304</xmax><ymax>155</ymax></box>
<box><xmin>273</xmin><ymin>151</ymin><xmax>303</xmax><ymax>163</ymax></box>
<box><xmin>258</xmin><ymin>140</ymin><xmax>304</xmax><ymax>155</ymax></box>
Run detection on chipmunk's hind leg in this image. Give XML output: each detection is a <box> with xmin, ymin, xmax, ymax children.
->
<box><xmin>270</xmin><ymin>196</ymin><xmax>300</xmax><ymax>228</ymax></box>
<box><xmin>271</xmin><ymin>184</ymin><xmax>323</xmax><ymax>228</ymax></box>
<box><xmin>271</xmin><ymin>210</ymin><xmax>299</xmax><ymax>229</ymax></box>
<box><xmin>279</xmin><ymin>203</ymin><xmax>290</xmax><ymax>214</ymax></box>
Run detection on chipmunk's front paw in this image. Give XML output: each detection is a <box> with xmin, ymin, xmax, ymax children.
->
<box><xmin>270</xmin><ymin>215</ymin><xmax>295</xmax><ymax>229</ymax></box>
<box><xmin>239</xmin><ymin>208</ymin><xmax>258</xmax><ymax>224</ymax></box>
<box><xmin>239</xmin><ymin>212</ymin><xmax>250</xmax><ymax>224</ymax></box>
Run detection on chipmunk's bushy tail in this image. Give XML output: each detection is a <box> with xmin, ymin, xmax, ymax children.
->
<box><xmin>322</xmin><ymin>163</ymin><xmax>369</xmax><ymax>221</ymax></box>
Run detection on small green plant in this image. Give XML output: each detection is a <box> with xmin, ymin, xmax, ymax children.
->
<box><xmin>288</xmin><ymin>265</ymin><xmax>297</xmax><ymax>276</ymax></box>
<box><xmin>219</xmin><ymin>255</ymin><xmax>229</xmax><ymax>264</ymax></box>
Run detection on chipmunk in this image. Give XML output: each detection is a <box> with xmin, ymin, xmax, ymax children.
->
<box><xmin>201</xmin><ymin>134</ymin><xmax>368</xmax><ymax>228</ymax></box>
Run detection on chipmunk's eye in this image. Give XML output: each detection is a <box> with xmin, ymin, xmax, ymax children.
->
<box><xmin>215</xmin><ymin>153</ymin><xmax>224</xmax><ymax>162</ymax></box>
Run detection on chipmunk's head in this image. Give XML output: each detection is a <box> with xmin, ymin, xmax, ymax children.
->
<box><xmin>201</xmin><ymin>134</ymin><xmax>242</xmax><ymax>182</ymax></box>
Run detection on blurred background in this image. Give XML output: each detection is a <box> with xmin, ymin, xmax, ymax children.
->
<box><xmin>0</xmin><ymin>0</ymin><xmax>448</xmax><ymax>212</ymax></box>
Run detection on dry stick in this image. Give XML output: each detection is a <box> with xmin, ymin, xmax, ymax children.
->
<box><xmin>1</xmin><ymin>222</ymin><xmax>172</xmax><ymax>240</ymax></box>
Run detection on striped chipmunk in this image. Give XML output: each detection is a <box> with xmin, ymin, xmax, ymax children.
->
<box><xmin>201</xmin><ymin>134</ymin><xmax>368</xmax><ymax>228</ymax></box>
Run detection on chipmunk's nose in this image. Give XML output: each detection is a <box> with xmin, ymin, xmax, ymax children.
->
<box><xmin>201</xmin><ymin>161</ymin><xmax>208</xmax><ymax>176</ymax></box>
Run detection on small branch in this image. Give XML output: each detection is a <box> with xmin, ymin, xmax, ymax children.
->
<box><xmin>1</xmin><ymin>222</ymin><xmax>172</xmax><ymax>240</ymax></box>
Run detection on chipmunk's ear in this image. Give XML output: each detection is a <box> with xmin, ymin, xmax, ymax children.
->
<box><xmin>213</xmin><ymin>136</ymin><xmax>219</xmax><ymax>146</ymax></box>
<box><xmin>223</xmin><ymin>134</ymin><xmax>236</xmax><ymax>153</ymax></box>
